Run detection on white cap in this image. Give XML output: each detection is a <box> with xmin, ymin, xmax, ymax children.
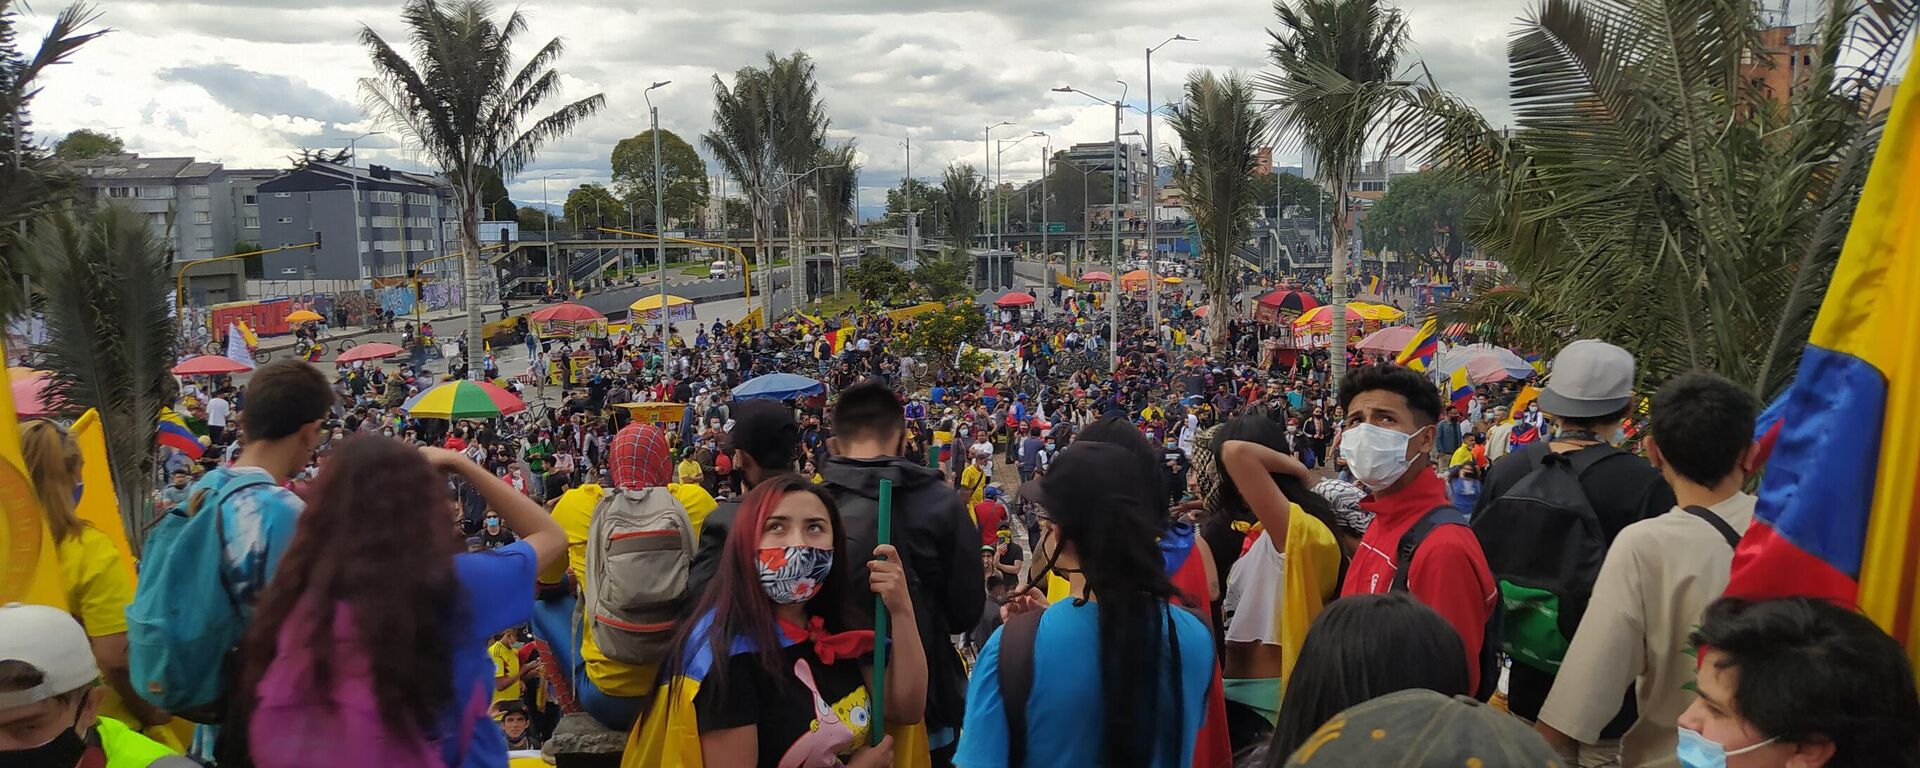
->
<box><xmin>0</xmin><ymin>603</ymin><xmax>100</xmax><ymax>708</ymax></box>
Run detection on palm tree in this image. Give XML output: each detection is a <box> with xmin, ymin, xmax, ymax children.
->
<box><xmin>815</xmin><ymin>141</ymin><xmax>859</xmax><ymax>269</ymax></box>
<box><xmin>1170</xmin><ymin>71</ymin><xmax>1274</xmax><ymax>355</ymax></box>
<box><xmin>935</xmin><ymin>163</ymin><xmax>985</xmax><ymax>286</ymax></box>
<box><xmin>30</xmin><ymin>205</ymin><xmax>176</xmax><ymax>550</ymax></box>
<box><xmin>0</xmin><ymin>0</ymin><xmax>105</xmax><ymax>322</ymax></box>
<box><xmin>767</xmin><ymin>51</ymin><xmax>829</xmax><ymax>265</ymax></box>
<box><xmin>1259</xmin><ymin>0</ymin><xmax>1411</xmax><ymax>384</ymax></box>
<box><xmin>1392</xmin><ymin>0</ymin><xmax>1914</xmax><ymax>398</ymax></box>
<box><xmin>705</xmin><ymin>62</ymin><xmax>779</xmax><ymax>315</ymax></box>
<box><xmin>359</xmin><ymin>0</ymin><xmax>604</xmax><ymax>376</ymax></box>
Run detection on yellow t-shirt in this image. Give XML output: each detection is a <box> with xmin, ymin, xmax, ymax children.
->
<box><xmin>959</xmin><ymin>464</ymin><xmax>988</xmax><ymax>506</ymax></box>
<box><xmin>58</xmin><ymin>526</ymin><xmax>132</xmax><ymax>637</ymax></box>
<box><xmin>676</xmin><ymin>458</ymin><xmax>702</xmax><ymax>485</ymax></box>
<box><xmin>490</xmin><ymin>640</ymin><xmax>523</xmax><ymax>704</ymax></box>
<box><xmin>540</xmin><ymin>482</ymin><xmax>718</xmax><ymax>697</ymax></box>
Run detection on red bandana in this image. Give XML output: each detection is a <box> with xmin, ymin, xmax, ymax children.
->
<box><xmin>778</xmin><ymin>615</ymin><xmax>875</xmax><ymax>665</ymax></box>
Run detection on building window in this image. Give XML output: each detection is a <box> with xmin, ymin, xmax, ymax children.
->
<box><xmin>103</xmin><ymin>186</ymin><xmax>134</xmax><ymax>199</ymax></box>
<box><xmin>195</xmin><ymin>237</ymin><xmax>214</xmax><ymax>251</ymax></box>
<box><xmin>243</xmin><ymin>216</ymin><xmax>260</xmax><ymax>229</ymax></box>
<box><xmin>192</xmin><ymin>211</ymin><xmax>212</xmax><ymax>224</ymax></box>
<box><xmin>274</xmin><ymin>191</ymin><xmax>292</xmax><ymax>198</ymax></box>
<box><xmin>190</xmin><ymin>185</ymin><xmax>209</xmax><ymax>199</ymax></box>
<box><xmin>138</xmin><ymin>186</ymin><xmax>175</xmax><ymax>199</ymax></box>
<box><xmin>243</xmin><ymin>194</ymin><xmax>258</xmax><ymax>205</ymax></box>
<box><xmin>276</xmin><ymin>216</ymin><xmax>293</xmax><ymax>224</ymax></box>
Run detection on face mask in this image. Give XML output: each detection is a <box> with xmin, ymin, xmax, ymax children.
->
<box><xmin>3</xmin><ymin>704</ymin><xmax>88</xmax><ymax>768</ymax></box>
<box><xmin>1339</xmin><ymin>423</ymin><xmax>1424</xmax><ymax>490</ymax></box>
<box><xmin>1676</xmin><ymin>726</ymin><xmax>1777</xmax><ymax>768</ymax></box>
<box><xmin>484</xmin><ymin>516</ymin><xmax>501</xmax><ymax>527</ymax></box>
<box><xmin>756</xmin><ymin>545</ymin><xmax>833</xmax><ymax>604</ymax></box>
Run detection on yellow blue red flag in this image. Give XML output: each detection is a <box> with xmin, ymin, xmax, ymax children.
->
<box><xmin>1394</xmin><ymin>318</ymin><xmax>1439</xmax><ymax>372</ymax></box>
<box><xmin>157</xmin><ymin>407</ymin><xmax>204</xmax><ymax>459</ymax></box>
<box><xmin>1448</xmin><ymin>366</ymin><xmax>1473</xmax><ymax>412</ymax></box>
<box><xmin>1725</xmin><ymin>54</ymin><xmax>1920</xmax><ymax>672</ymax></box>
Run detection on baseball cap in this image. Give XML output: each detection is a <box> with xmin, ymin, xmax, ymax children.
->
<box><xmin>1018</xmin><ymin>441</ymin><xmax>1159</xmax><ymax>518</ymax></box>
<box><xmin>1535</xmin><ymin>339</ymin><xmax>1635</xmax><ymax>419</ymax></box>
<box><xmin>720</xmin><ymin>400</ymin><xmax>800</xmax><ymax>468</ymax></box>
<box><xmin>0</xmin><ymin>603</ymin><xmax>101</xmax><ymax>708</ymax></box>
<box><xmin>1284</xmin><ymin>689</ymin><xmax>1566</xmax><ymax>767</ymax></box>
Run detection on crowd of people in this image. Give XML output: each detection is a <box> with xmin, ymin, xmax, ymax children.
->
<box><xmin>7</xmin><ymin>269</ymin><xmax>1919</xmax><ymax>768</ymax></box>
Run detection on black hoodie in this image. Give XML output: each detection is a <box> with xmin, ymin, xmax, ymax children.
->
<box><xmin>820</xmin><ymin>455</ymin><xmax>984</xmax><ymax>734</ymax></box>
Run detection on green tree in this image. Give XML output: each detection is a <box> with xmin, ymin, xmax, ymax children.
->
<box><xmin>474</xmin><ymin>166</ymin><xmax>516</xmax><ymax>221</ymax></box>
<box><xmin>705</xmin><ymin>52</ymin><xmax>819</xmax><ymax>313</ymax></box>
<box><xmin>845</xmin><ymin>252</ymin><xmax>909</xmax><ymax>303</ymax></box>
<box><xmin>814</xmin><ymin>141</ymin><xmax>859</xmax><ymax>259</ymax></box>
<box><xmin>881</xmin><ymin>177</ymin><xmax>941</xmax><ymax>230</ymax></box>
<box><xmin>1255</xmin><ymin>169</ymin><xmax>1333</xmax><ymax>220</ymax></box>
<box><xmin>902</xmin><ymin>304</ymin><xmax>987</xmax><ymax>375</ymax></box>
<box><xmin>1170</xmin><ymin>71</ymin><xmax>1273</xmax><ymax>354</ymax></box>
<box><xmin>516</xmin><ymin>205</ymin><xmax>554</xmax><ymax>233</ymax></box>
<box><xmin>1260</xmin><ymin>0</ymin><xmax>1411</xmax><ymax>383</ymax></box>
<box><xmin>611</xmin><ymin>128</ymin><xmax>709</xmax><ymax>226</ymax></box>
<box><xmin>360</xmin><ymin>0</ymin><xmax>605</xmax><ymax>376</ymax></box>
<box><xmin>935</xmin><ymin>163</ymin><xmax>984</xmax><ymax>251</ymax></box>
<box><xmin>53</xmin><ymin>127</ymin><xmax>122</xmax><ymax>159</ymax></box>
<box><xmin>912</xmin><ymin>252</ymin><xmax>970</xmax><ymax>301</ymax></box>
<box><xmin>562</xmin><ymin>182</ymin><xmax>622</xmax><ymax>229</ymax></box>
<box><xmin>231</xmin><ymin>240</ymin><xmax>264</xmax><ymax>279</ymax></box>
<box><xmin>1393</xmin><ymin>0</ymin><xmax>1914</xmax><ymax>398</ymax></box>
<box><xmin>29</xmin><ymin>205</ymin><xmax>176</xmax><ymax>551</ymax></box>
<box><xmin>0</xmin><ymin>0</ymin><xmax>103</xmax><ymax>321</ymax></box>
<box><xmin>1358</xmin><ymin>169</ymin><xmax>1481</xmax><ymax>271</ymax></box>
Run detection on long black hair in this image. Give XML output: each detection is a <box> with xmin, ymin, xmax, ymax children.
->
<box><xmin>1266</xmin><ymin>593</ymin><xmax>1469</xmax><ymax>762</ymax></box>
<box><xmin>1044</xmin><ymin>441</ymin><xmax>1188</xmax><ymax>768</ymax></box>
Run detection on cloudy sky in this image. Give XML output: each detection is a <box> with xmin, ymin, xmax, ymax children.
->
<box><xmin>18</xmin><ymin>0</ymin><xmax>1599</xmax><ymax>214</ymax></box>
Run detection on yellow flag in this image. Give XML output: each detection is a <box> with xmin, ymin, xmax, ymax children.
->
<box><xmin>69</xmin><ymin>410</ymin><xmax>135</xmax><ymax>582</ymax></box>
<box><xmin>0</xmin><ymin>338</ymin><xmax>68</xmax><ymax>609</ymax></box>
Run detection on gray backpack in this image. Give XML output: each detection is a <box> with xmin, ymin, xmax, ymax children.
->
<box><xmin>582</xmin><ymin>487</ymin><xmax>693</xmax><ymax>664</ymax></box>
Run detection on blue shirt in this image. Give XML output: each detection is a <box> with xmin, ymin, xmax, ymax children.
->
<box><xmin>930</xmin><ymin>386</ymin><xmax>946</xmax><ymax>405</ymax></box>
<box><xmin>199</xmin><ymin>466</ymin><xmax>305</xmax><ymax>620</ymax></box>
<box><xmin>955</xmin><ymin>600</ymin><xmax>1214</xmax><ymax>768</ymax></box>
<box><xmin>444</xmin><ymin>540</ymin><xmax>537</xmax><ymax>768</ymax></box>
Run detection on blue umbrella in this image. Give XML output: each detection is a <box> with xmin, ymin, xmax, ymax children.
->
<box><xmin>732</xmin><ymin>372</ymin><xmax>825</xmax><ymax>401</ymax></box>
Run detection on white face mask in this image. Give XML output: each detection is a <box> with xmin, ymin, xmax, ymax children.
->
<box><xmin>1339</xmin><ymin>423</ymin><xmax>1424</xmax><ymax>490</ymax></box>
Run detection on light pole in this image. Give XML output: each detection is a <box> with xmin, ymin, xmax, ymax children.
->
<box><xmin>1053</xmin><ymin>82</ymin><xmax>1129</xmax><ymax>372</ymax></box>
<box><xmin>541</xmin><ymin>172</ymin><xmax>564</xmax><ymax>284</ymax></box>
<box><xmin>1036</xmin><ymin>131</ymin><xmax>1050</xmax><ymax>275</ymax></box>
<box><xmin>646</xmin><ymin>80</ymin><xmax>672</xmax><ymax>364</ymax></box>
<box><xmin>993</xmin><ymin>132</ymin><xmax>1039</xmax><ymax>289</ymax></box>
<box><xmin>901</xmin><ymin>135</ymin><xmax>914</xmax><ymax>266</ymax></box>
<box><xmin>345</xmin><ymin>131</ymin><xmax>384</xmax><ymax>283</ymax></box>
<box><xmin>982</xmin><ymin>121</ymin><xmax>1013</xmax><ymax>286</ymax></box>
<box><xmin>761</xmin><ymin>164</ymin><xmax>845</xmax><ymax>319</ymax></box>
<box><xmin>1145</xmin><ymin>34</ymin><xmax>1193</xmax><ymax>328</ymax></box>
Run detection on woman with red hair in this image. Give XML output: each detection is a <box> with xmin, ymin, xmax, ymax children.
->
<box><xmin>629</xmin><ymin>474</ymin><xmax>926</xmax><ymax>768</ymax></box>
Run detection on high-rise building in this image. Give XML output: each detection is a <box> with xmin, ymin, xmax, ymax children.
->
<box><xmin>1060</xmin><ymin>141</ymin><xmax>1150</xmax><ymax>201</ymax></box>
<box><xmin>1742</xmin><ymin>24</ymin><xmax>1821</xmax><ymax>104</ymax></box>
<box><xmin>65</xmin><ymin>153</ymin><xmax>242</xmax><ymax>304</ymax></box>
<box><xmin>225</xmin><ymin>168</ymin><xmax>280</xmax><ymax>251</ymax></box>
<box><xmin>256</xmin><ymin>161</ymin><xmax>457</xmax><ymax>282</ymax></box>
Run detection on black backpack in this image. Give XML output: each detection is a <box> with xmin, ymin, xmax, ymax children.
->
<box><xmin>1391</xmin><ymin>505</ymin><xmax>1501</xmax><ymax>702</ymax></box>
<box><xmin>1470</xmin><ymin>446</ymin><xmax>1622</xmax><ymax>675</ymax></box>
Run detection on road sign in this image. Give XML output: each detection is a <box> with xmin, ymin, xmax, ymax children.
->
<box><xmin>1046</xmin><ymin>222</ymin><xmax>1067</xmax><ymax>233</ymax></box>
<box><xmin>1460</xmin><ymin>259</ymin><xmax>1504</xmax><ymax>271</ymax></box>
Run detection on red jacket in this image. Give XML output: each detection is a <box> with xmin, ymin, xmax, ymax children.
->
<box><xmin>1340</xmin><ymin>470</ymin><xmax>1498</xmax><ymax>685</ymax></box>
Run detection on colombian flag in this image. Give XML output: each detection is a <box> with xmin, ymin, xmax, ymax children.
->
<box><xmin>622</xmin><ymin>613</ymin><xmax>931</xmax><ymax>768</ymax></box>
<box><xmin>1366</xmin><ymin>275</ymin><xmax>1381</xmax><ymax>295</ymax></box>
<box><xmin>1394</xmin><ymin>318</ymin><xmax>1439</xmax><ymax>372</ymax></box>
<box><xmin>830</xmin><ymin>325</ymin><xmax>856</xmax><ymax>356</ymax></box>
<box><xmin>1725</xmin><ymin>55</ymin><xmax>1920</xmax><ymax>671</ymax></box>
<box><xmin>235</xmin><ymin>319</ymin><xmax>258</xmax><ymax>348</ymax></box>
<box><xmin>1448</xmin><ymin>366</ymin><xmax>1473</xmax><ymax>413</ymax></box>
<box><xmin>157</xmin><ymin>407</ymin><xmax>204</xmax><ymax>459</ymax></box>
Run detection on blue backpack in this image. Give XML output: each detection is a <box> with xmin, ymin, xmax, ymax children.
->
<box><xmin>126</xmin><ymin>474</ymin><xmax>272</xmax><ymax>721</ymax></box>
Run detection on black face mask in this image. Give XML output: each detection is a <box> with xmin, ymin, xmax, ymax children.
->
<box><xmin>4</xmin><ymin>704</ymin><xmax>88</xmax><ymax>768</ymax></box>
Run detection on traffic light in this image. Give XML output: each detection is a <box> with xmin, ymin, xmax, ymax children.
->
<box><xmin>313</xmin><ymin>231</ymin><xmax>323</xmax><ymax>250</ymax></box>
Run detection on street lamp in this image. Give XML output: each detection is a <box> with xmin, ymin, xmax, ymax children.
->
<box><xmin>1053</xmin><ymin>82</ymin><xmax>1129</xmax><ymax>372</ymax></box>
<box><xmin>1145</xmin><ymin>34</ymin><xmax>1193</xmax><ymax>328</ymax></box>
<box><xmin>541</xmin><ymin>172</ymin><xmax>566</xmax><ymax>283</ymax></box>
<box><xmin>345</xmin><ymin>131</ymin><xmax>384</xmax><ymax>283</ymax></box>
<box><xmin>901</xmin><ymin>134</ymin><xmax>915</xmax><ymax>267</ymax></box>
<box><xmin>982</xmin><ymin>121</ymin><xmax>1013</xmax><ymax>285</ymax></box>
<box><xmin>1035</xmin><ymin>130</ymin><xmax>1050</xmax><ymax>274</ymax></box>
<box><xmin>993</xmin><ymin>131</ymin><xmax>1040</xmax><ymax>289</ymax></box>
<box><xmin>646</xmin><ymin>79</ymin><xmax>672</xmax><ymax>363</ymax></box>
<box><xmin>759</xmin><ymin>164</ymin><xmax>846</xmax><ymax>318</ymax></box>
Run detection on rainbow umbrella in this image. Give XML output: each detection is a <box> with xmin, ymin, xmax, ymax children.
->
<box><xmin>403</xmin><ymin>379</ymin><xmax>527</xmax><ymax>419</ymax></box>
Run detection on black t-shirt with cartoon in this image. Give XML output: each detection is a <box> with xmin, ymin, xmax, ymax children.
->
<box><xmin>694</xmin><ymin>638</ymin><xmax>873</xmax><ymax>768</ymax></box>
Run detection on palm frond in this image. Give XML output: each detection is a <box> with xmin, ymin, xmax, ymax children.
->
<box><xmin>0</xmin><ymin>0</ymin><xmax>105</xmax><ymax>320</ymax></box>
<box><xmin>30</xmin><ymin>204</ymin><xmax>176</xmax><ymax>550</ymax></box>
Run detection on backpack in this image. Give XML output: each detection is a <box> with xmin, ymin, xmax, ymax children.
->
<box><xmin>582</xmin><ymin>487</ymin><xmax>694</xmax><ymax>665</ymax></box>
<box><xmin>1470</xmin><ymin>446</ymin><xmax>1622</xmax><ymax>674</ymax></box>
<box><xmin>1392</xmin><ymin>505</ymin><xmax>1502</xmax><ymax>702</ymax></box>
<box><xmin>126</xmin><ymin>475</ymin><xmax>273</xmax><ymax>721</ymax></box>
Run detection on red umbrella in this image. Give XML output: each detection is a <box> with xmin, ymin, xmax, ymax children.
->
<box><xmin>10</xmin><ymin>369</ymin><xmax>64</xmax><ymax>417</ymax></box>
<box><xmin>1356</xmin><ymin>325</ymin><xmax>1421</xmax><ymax>354</ymax></box>
<box><xmin>334</xmin><ymin>342</ymin><xmax>406</xmax><ymax>363</ymax></box>
<box><xmin>1194</xmin><ymin>305</ymin><xmax>1211</xmax><ymax>318</ymax></box>
<box><xmin>171</xmin><ymin>355</ymin><xmax>253</xmax><ymax>376</ymax></box>
<box><xmin>1079</xmin><ymin>271</ymin><xmax>1114</xmax><ymax>283</ymax></box>
<box><xmin>528</xmin><ymin>302</ymin><xmax>606</xmax><ymax>323</ymax></box>
<box><xmin>1257</xmin><ymin>289</ymin><xmax>1321</xmax><ymax>312</ymax></box>
<box><xmin>994</xmin><ymin>291</ymin><xmax>1036</xmax><ymax>308</ymax></box>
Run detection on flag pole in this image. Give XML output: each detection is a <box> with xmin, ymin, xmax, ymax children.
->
<box><xmin>871</xmin><ymin>478</ymin><xmax>893</xmax><ymax>745</ymax></box>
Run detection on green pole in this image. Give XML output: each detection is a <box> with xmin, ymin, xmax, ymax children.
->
<box><xmin>871</xmin><ymin>477</ymin><xmax>893</xmax><ymax>745</ymax></box>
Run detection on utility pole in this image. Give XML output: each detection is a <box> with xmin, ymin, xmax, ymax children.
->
<box><xmin>647</xmin><ymin>80</ymin><xmax>671</xmax><ymax>364</ymax></box>
<box><xmin>1144</xmin><ymin>35</ymin><xmax>1193</xmax><ymax>328</ymax></box>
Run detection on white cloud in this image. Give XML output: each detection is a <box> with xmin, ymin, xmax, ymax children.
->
<box><xmin>14</xmin><ymin>0</ymin><xmax>1530</xmax><ymax>205</ymax></box>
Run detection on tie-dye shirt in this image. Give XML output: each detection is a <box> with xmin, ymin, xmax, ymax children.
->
<box><xmin>193</xmin><ymin>465</ymin><xmax>305</xmax><ymax>619</ymax></box>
